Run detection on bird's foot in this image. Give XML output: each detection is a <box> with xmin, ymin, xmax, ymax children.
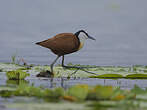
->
<box><xmin>62</xmin><ymin>65</ymin><xmax>97</xmax><ymax>75</ymax></box>
<box><xmin>62</xmin><ymin>65</ymin><xmax>88</xmax><ymax>69</ymax></box>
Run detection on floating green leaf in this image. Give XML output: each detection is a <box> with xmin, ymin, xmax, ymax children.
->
<box><xmin>90</xmin><ymin>74</ymin><xmax>123</xmax><ymax>79</ymax></box>
<box><xmin>43</xmin><ymin>88</ymin><xmax>64</xmax><ymax>102</ymax></box>
<box><xmin>0</xmin><ymin>90</ymin><xmax>14</xmax><ymax>97</ymax></box>
<box><xmin>126</xmin><ymin>74</ymin><xmax>147</xmax><ymax>79</ymax></box>
<box><xmin>67</xmin><ymin>84</ymin><xmax>89</xmax><ymax>101</ymax></box>
<box><xmin>14</xmin><ymin>84</ymin><xmax>42</xmax><ymax>97</ymax></box>
<box><xmin>94</xmin><ymin>85</ymin><xmax>113</xmax><ymax>99</ymax></box>
<box><xmin>131</xmin><ymin>85</ymin><xmax>146</xmax><ymax>94</ymax></box>
<box><xmin>6</xmin><ymin>70</ymin><xmax>30</xmax><ymax>80</ymax></box>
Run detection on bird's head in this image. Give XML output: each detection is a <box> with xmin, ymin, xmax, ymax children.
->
<box><xmin>75</xmin><ymin>30</ymin><xmax>96</xmax><ymax>42</ymax></box>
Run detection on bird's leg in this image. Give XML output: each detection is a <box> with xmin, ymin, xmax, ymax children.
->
<box><xmin>61</xmin><ymin>55</ymin><xmax>86</xmax><ymax>69</ymax></box>
<box><xmin>61</xmin><ymin>55</ymin><xmax>66</xmax><ymax>67</ymax></box>
<box><xmin>61</xmin><ymin>55</ymin><xmax>98</xmax><ymax>75</ymax></box>
<box><xmin>62</xmin><ymin>55</ymin><xmax>73</xmax><ymax>68</ymax></box>
<box><xmin>50</xmin><ymin>56</ymin><xmax>60</xmax><ymax>73</ymax></box>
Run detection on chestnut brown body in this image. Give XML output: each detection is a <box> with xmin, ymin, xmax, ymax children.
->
<box><xmin>36</xmin><ymin>33</ymin><xmax>80</xmax><ymax>56</ymax></box>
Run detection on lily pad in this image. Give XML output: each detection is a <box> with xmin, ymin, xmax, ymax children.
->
<box><xmin>94</xmin><ymin>85</ymin><xmax>113</xmax><ymax>99</ymax></box>
<box><xmin>126</xmin><ymin>74</ymin><xmax>147</xmax><ymax>79</ymax></box>
<box><xmin>14</xmin><ymin>84</ymin><xmax>42</xmax><ymax>97</ymax></box>
<box><xmin>67</xmin><ymin>84</ymin><xmax>89</xmax><ymax>101</ymax></box>
<box><xmin>90</xmin><ymin>74</ymin><xmax>123</xmax><ymax>79</ymax></box>
<box><xmin>43</xmin><ymin>88</ymin><xmax>64</xmax><ymax>102</ymax></box>
<box><xmin>6</xmin><ymin>70</ymin><xmax>30</xmax><ymax>80</ymax></box>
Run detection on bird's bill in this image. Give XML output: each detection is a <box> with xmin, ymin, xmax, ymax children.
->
<box><xmin>88</xmin><ymin>35</ymin><xmax>96</xmax><ymax>40</ymax></box>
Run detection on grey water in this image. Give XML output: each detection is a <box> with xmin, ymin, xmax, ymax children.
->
<box><xmin>0</xmin><ymin>71</ymin><xmax>147</xmax><ymax>89</ymax></box>
<box><xmin>0</xmin><ymin>0</ymin><xmax>147</xmax><ymax>66</ymax></box>
<box><xmin>1</xmin><ymin>77</ymin><xmax>147</xmax><ymax>90</ymax></box>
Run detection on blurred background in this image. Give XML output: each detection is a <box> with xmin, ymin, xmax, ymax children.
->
<box><xmin>0</xmin><ymin>0</ymin><xmax>147</xmax><ymax>66</ymax></box>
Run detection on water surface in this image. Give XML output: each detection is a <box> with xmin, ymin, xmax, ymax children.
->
<box><xmin>1</xmin><ymin>71</ymin><xmax>147</xmax><ymax>89</ymax></box>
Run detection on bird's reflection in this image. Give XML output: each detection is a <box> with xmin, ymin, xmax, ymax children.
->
<box><xmin>49</xmin><ymin>68</ymin><xmax>80</xmax><ymax>88</ymax></box>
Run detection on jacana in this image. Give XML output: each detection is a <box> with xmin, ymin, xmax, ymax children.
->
<box><xmin>36</xmin><ymin>30</ymin><xmax>95</xmax><ymax>75</ymax></box>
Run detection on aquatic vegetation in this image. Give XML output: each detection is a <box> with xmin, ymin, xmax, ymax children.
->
<box><xmin>14</xmin><ymin>84</ymin><xmax>43</xmax><ymax>97</ymax></box>
<box><xmin>1</xmin><ymin>84</ymin><xmax>147</xmax><ymax>110</ymax></box>
<box><xmin>67</xmin><ymin>63</ymin><xmax>97</xmax><ymax>68</ymax></box>
<box><xmin>131</xmin><ymin>85</ymin><xmax>147</xmax><ymax>94</ymax></box>
<box><xmin>6</xmin><ymin>70</ymin><xmax>30</xmax><ymax>80</ymax></box>
<box><xmin>2</xmin><ymin>62</ymin><xmax>147</xmax><ymax>78</ymax></box>
<box><xmin>126</xmin><ymin>74</ymin><xmax>147</xmax><ymax>79</ymax></box>
<box><xmin>117</xmin><ymin>68</ymin><xmax>126</xmax><ymax>72</ymax></box>
<box><xmin>0</xmin><ymin>90</ymin><xmax>13</xmax><ymax>97</ymax></box>
<box><xmin>90</xmin><ymin>74</ymin><xmax>123</xmax><ymax>79</ymax></box>
<box><xmin>33</xmin><ymin>65</ymin><xmax>50</xmax><ymax>72</ymax></box>
<box><xmin>66</xmin><ymin>84</ymin><xmax>89</xmax><ymax>101</ymax></box>
<box><xmin>17</xmin><ymin>67</ymin><xmax>29</xmax><ymax>70</ymax></box>
<box><xmin>0</xmin><ymin>63</ymin><xmax>27</xmax><ymax>72</ymax></box>
<box><xmin>94</xmin><ymin>85</ymin><xmax>113</xmax><ymax>99</ymax></box>
<box><xmin>112</xmin><ymin>88</ymin><xmax>135</xmax><ymax>101</ymax></box>
<box><xmin>143</xmin><ymin>70</ymin><xmax>147</xmax><ymax>73</ymax></box>
<box><xmin>43</xmin><ymin>87</ymin><xmax>64</xmax><ymax>102</ymax></box>
<box><xmin>11</xmin><ymin>52</ymin><xmax>18</xmax><ymax>64</ymax></box>
<box><xmin>90</xmin><ymin>73</ymin><xmax>147</xmax><ymax>79</ymax></box>
<box><xmin>0</xmin><ymin>84</ymin><xmax>135</xmax><ymax>102</ymax></box>
<box><xmin>6</xmin><ymin>102</ymin><xmax>89</xmax><ymax>110</ymax></box>
<box><xmin>88</xmin><ymin>100</ymin><xmax>140</xmax><ymax>110</ymax></box>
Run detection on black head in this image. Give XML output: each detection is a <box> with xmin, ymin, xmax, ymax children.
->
<box><xmin>75</xmin><ymin>30</ymin><xmax>88</xmax><ymax>37</ymax></box>
<box><xmin>74</xmin><ymin>30</ymin><xmax>96</xmax><ymax>40</ymax></box>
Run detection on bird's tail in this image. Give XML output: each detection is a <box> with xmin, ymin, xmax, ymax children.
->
<box><xmin>35</xmin><ymin>39</ymin><xmax>50</xmax><ymax>48</ymax></box>
<box><xmin>36</xmin><ymin>42</ymin><xmax>41</xmax><ymax>45</ymax></box>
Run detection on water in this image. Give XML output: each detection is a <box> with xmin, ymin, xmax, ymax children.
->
<box><xmin>1</xmin><ymin>71</ymin><xmax>147</xmax><ymax>89</ymax></box>
<box><xmin>2</xmin><ymin>77</ymin><xmax>147</xmax><ymax>89</ymax></box>
<box><xmin>0</xmin><ymin>0</ymin><xmax>147</xmax><ymax>66</ymax></box>
<box><xmin>27</xmin><ymin>78</ymin><xmax>147</xmax><ymax>89</ymax></box>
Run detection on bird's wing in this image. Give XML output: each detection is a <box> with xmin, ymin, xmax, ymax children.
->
<box><xmin>36</xmin><ymin>33</ymin><xmax>80</xmax><ymax>55</ymax></box>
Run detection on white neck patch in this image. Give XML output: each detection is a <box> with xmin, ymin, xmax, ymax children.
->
<box><xmin>78</xmin><ymin>32</ymin><xmax>88</xmax><ymax>44</ymax></box>
<box><xmin>77</xmin><ymin>32</ymin><xmax>88</xmax><ymax>50</ymax></box>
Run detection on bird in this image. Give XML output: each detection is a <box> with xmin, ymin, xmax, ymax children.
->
<box><xmin>36</xmin><ymin>30</ymin><xmax>95</xmax><ymax>75</ymax></box>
